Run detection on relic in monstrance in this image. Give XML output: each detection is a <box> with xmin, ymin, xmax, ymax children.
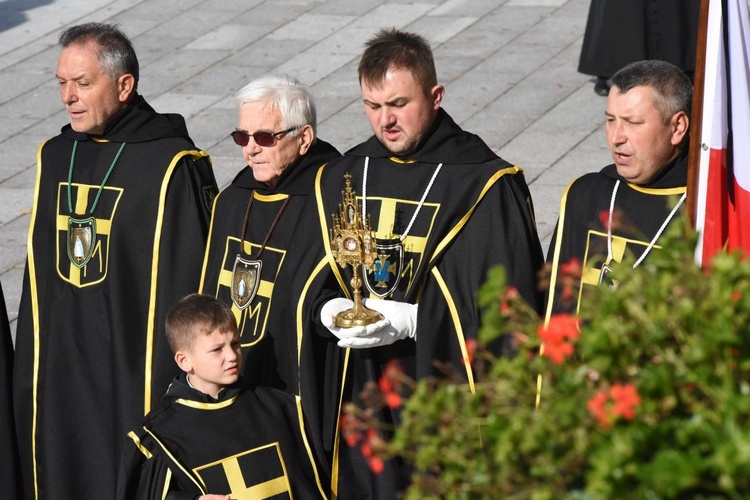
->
<box><xmin>329</xmin><ymin>173</ymin><xmax>384</xmax><ymax>327</ymax></box>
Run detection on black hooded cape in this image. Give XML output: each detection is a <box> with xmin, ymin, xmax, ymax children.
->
<box><xmin>198</xmin><ymin>139</ymin><xmax>341</xmax><ymax>484</ymax></box>
<box><xmin>299</xmin><ymin>109</ymin><xmax>544</xmax><ymax>498</ymax></box>
<box><xmin>117</xmin><ymin>373</ymin><xmax>328</xmax><ymax>499</ymax></box>
<box><xmin>544</xmin><ymin>153</ymin><xmax>688</xmax><ymax>319</ymax></box>
<box><xmin>13</xmin><ymin>94</ymin><xmax>217</xmax><ymax>499</ymax></box>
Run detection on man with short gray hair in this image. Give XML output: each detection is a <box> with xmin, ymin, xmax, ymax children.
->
<box><xmin>13</xmin><ymin>22</ymin><xmax>217</xmax><ymax>498</ymax></box>
<box><xmin>545</xmin><ymin>59</ymin><xmax>692</xmax><ymax>318</ymax></box>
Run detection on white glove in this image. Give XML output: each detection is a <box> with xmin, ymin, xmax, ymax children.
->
<box><xmin>336</xmin><ymin>298</ymin><xmax>418</xmax><ymax>349</ymax></box>
<box><xmin>321</xmin><ymin>297</ymin><xmax>358</xmax><ymax>332</ymax></box>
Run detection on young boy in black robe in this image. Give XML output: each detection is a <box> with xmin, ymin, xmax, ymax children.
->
<box><xmin>116</xmin><ymin>294</ymin><xmax>328</xmax><ymax>499</ymax></box>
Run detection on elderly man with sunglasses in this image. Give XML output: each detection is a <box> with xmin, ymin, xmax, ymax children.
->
<box><xmin>198</xmin><ymin>73</ymin><xmax>340</xmax><ymax>489</ymax></box>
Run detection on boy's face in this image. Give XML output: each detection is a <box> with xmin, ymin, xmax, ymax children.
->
<box><xmin>176</xmin><ymin>328</ymin><xmax>242</xmax><ymax>399</ymax></box>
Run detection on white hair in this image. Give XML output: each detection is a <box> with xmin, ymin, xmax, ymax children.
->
<box><xmin>235</xmin><ymin>74</ymin><xmax>317</xmax><ymax>137</ymax></box>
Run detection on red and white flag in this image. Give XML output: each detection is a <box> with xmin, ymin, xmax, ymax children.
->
<box><xmin>694</xmin><ymin>0</ymin><xmax>750</xmax><ymax>265</ymax></box>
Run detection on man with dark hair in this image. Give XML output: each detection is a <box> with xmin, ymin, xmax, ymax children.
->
<box><xmin>117</xmin><ymin>294</ymin><xmax>327</xmax><ymax>499</ymax></box>
<box><xmin>545</xmin><ymin>59</ymin><xmax>691</xmax><ymax>318</ymax></box>
<box><xmin>13</xmin><ymin>22</ymin><xmax>217</xmax><ymax>498</ymax></box>
<box><xmin>300</xmin><ymin>27</ymin><xmax>544</xmax><ymax>498</ymax></box>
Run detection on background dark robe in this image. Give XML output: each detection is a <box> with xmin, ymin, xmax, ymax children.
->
<box><xmin>0</xmin><ymin>282</ymin><xmax>22</xmax><ymax>497</ymax></box>
<box><xmin>578</xmin><ymin>0</ymin><xmax>701</xmax><ymax>78</ymax></box>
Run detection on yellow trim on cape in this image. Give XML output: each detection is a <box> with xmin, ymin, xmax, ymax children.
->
<box><xmin>331</xmin><ymin>348</ymin><xmax>350</xmax><ymax>499</ymax></box>
<box><xmin>144</xmin><ymin>426</ymin><xmax>207</xmax><ymax>493</ymax></box>
<box><xmin>543</xmin><ymin>178</ymin><xmax>576</xmax><ymax>325</ymax></box>
<box><xmin>161</xmin><ymin>468</ymin><xmax>172</xmax><ymax>500</ymax></box>
<box><xmin>144</xmin><ymin>149</ymin><xmax>211</xmax><ymax>413</ymax></box>
<box><xmin>387</xmin><ymin>156</ymin><xmax>417</xmax><ymax>164</ymax></box>
<box><xmin>198</xmin><ymin>188</ymin><xmax>226</xmax><ymax>293</ymax></box>
<box><xmin>254</xmin><ymin>191</ymin><xmax>289</xmax><ymax>202</ymax></box>
<box><xmin>431</xmin><ymin>267</ymin><xmax>476</xmax><ymax>394</ymax></box>
<box><xmin>29</xmin><ymin>140</ymin><xmax>48</xmax><ymax>500</ymax></box>
<box><xmin>295</xmin><ymin>256</ymin><xmax>339</xmax><ymax>499</ymax></box>
<box><xmin>295</xmin><ymin>395</ymin><xmax>330</xmax><ymax>499</ymax></box>
<box><xmin>627</xmin><ymin>183</ymin><xmax>686</xmax><ymax>195</ymax></box>
<box><xmin>175</xmin><ymin>394</ymin><xmax>239</xmax><ymax>409</ymax></box>
<box><xmin>430</xmin><ymin>165</ymin><xmax>523</xmax><ymax>263</ymax></box>
<box><xmin>127</xmin><ymin>430</ymin><xmax>153</xmax><ymax>459</ymax></box>
<box><xmin>296</xmin><ymin>257</ymin><xmax>334</xmax><ymax>368</ymax></box>
<box><xmin>538</xmin><ymin>178</ymin><xmax>579</xmax><ymax>408</ymax></box>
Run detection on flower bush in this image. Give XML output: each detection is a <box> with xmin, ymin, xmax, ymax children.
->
<box><xmin>362</xmin><ymin>218</ymin><xmax>750</xmax><ymax>499</ymax></box>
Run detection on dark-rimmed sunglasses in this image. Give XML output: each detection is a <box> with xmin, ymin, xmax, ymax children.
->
<box><xmin>230</xmin><ymin>126</ymin><xmax>302</xmax><ymax>147</ymax></box>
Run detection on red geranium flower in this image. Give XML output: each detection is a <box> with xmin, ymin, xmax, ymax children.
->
<box><xmin>560</xmin><ymin>257</ymin><xmax>582</xmax><ymax>278</ymax></box>
<box><xmin>378</xmin><ymin>359</ymin><xmax>405</xmax><ymax>410</ymax></box>
<box><xmin>541</xmin><ymin>340</ymin><xmax>574</xmax><ymax>365</ymax></box>
<box><xmin>499</xmin><ymin>286</ymin><xmax>519</xmax><ymax>315</ymax></box>
<box><xmin>610</xmin><ymin>383</ymin><xmax>641</xmax><ymax>420</ymax></box>
<box><xmin>385</xmin><ymin>391</ymin><xmax>402</xmax><ymax>409</ymax></box>
<box><xmin>587</xmin><ymin>390</ymin><xmax>611</xmax><ymax>428</ymax></box>
<box><xmin>362</xmin><ymin>428</ymin><xmax>386</xmax><ymax>474</ymax></box>
<box><xmin>599</xmin><ymin>208</ymin><xmax>622</xmax><ymax>230</ymax></box>
<box><xmin>379</xmin><ymin>359</ymin><xmax>403</xmax><ymax>393</ymax></box>
<box><xmin>557</xmin><ymin>258</ymin><xmax>582</xmax><ymax>302</ymax></box>
<box><xmin>340</xmin><ymin>412</ymin><xmax>362</xmax><ymax>447</ymax></box>
<box><xmin>464</xmin><ymin>338</ymin><xmax>477</xmax><ymax>366</ymax></box>
<box><xmin>368</xmin><ymin>456</ymin><xmax>384</xmax><ymax>474</ymax></box>
<box><xmin>587</xmin><ymin>383</ymin><xmax>641</xmax><ymax>428</ymax></box>
<box><xmin>550</xmin><ymin>313</ymin><xmax>581</xmax><ymax>341</ymax></box>
<box><xmin>598</xmin><ymin>209</ymin><xmax>609</xmax><ymax>229</ymax></box>
<box><xmin>538</xmin><ymin>314</ymin><xmax>580</xmax><ymax>364</ymax></box>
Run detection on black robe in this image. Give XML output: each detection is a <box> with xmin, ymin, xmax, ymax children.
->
<box><xmin>198</xmin><ymin>139</ymin><xmax>341</xmax><ymax>481</ymax></box>
<box><xmin>544</xmin><ymin>152</ymin><xmax>688</xmax><ymax>319</ymax></box>
<box><xmin>578</xmin><ymin>0</ymin><xmax>700</xmax><ymax>78</ymax></box>
<box><xmin>0</xmin><ymin>282</ymin><xmax>22</xmax><ymax>498</ymax></box>
<box><xmin>301</xmin><ymin>109</ymin><xmax>544</xmax><ymax>498</ymax></box>
<box><xmin>14</xmin><ymin>94</ymin><xmax>217</xmax><ymax>499</ymax></box>
<box><xmin>117</xmin><ymin>373</ymin><xmax>327</xmax><ymax>499</ymax></box>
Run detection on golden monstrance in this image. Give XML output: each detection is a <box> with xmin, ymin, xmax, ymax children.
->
<box><xmin>329</xmin><ymin>173</ymin><xmax>384</xmax><ymax>327</ymax></box>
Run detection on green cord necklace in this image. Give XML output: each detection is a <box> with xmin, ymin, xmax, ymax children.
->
<box><xmin>66</xmin><ymin>140</ymin><xmax>127</xmax><ymax>267</ymax></box>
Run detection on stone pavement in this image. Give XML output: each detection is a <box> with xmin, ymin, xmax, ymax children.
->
<box><xmin>0</xmin><ymin>0</ymin><xmax>612</xmax><ymax>336</ymax></box>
